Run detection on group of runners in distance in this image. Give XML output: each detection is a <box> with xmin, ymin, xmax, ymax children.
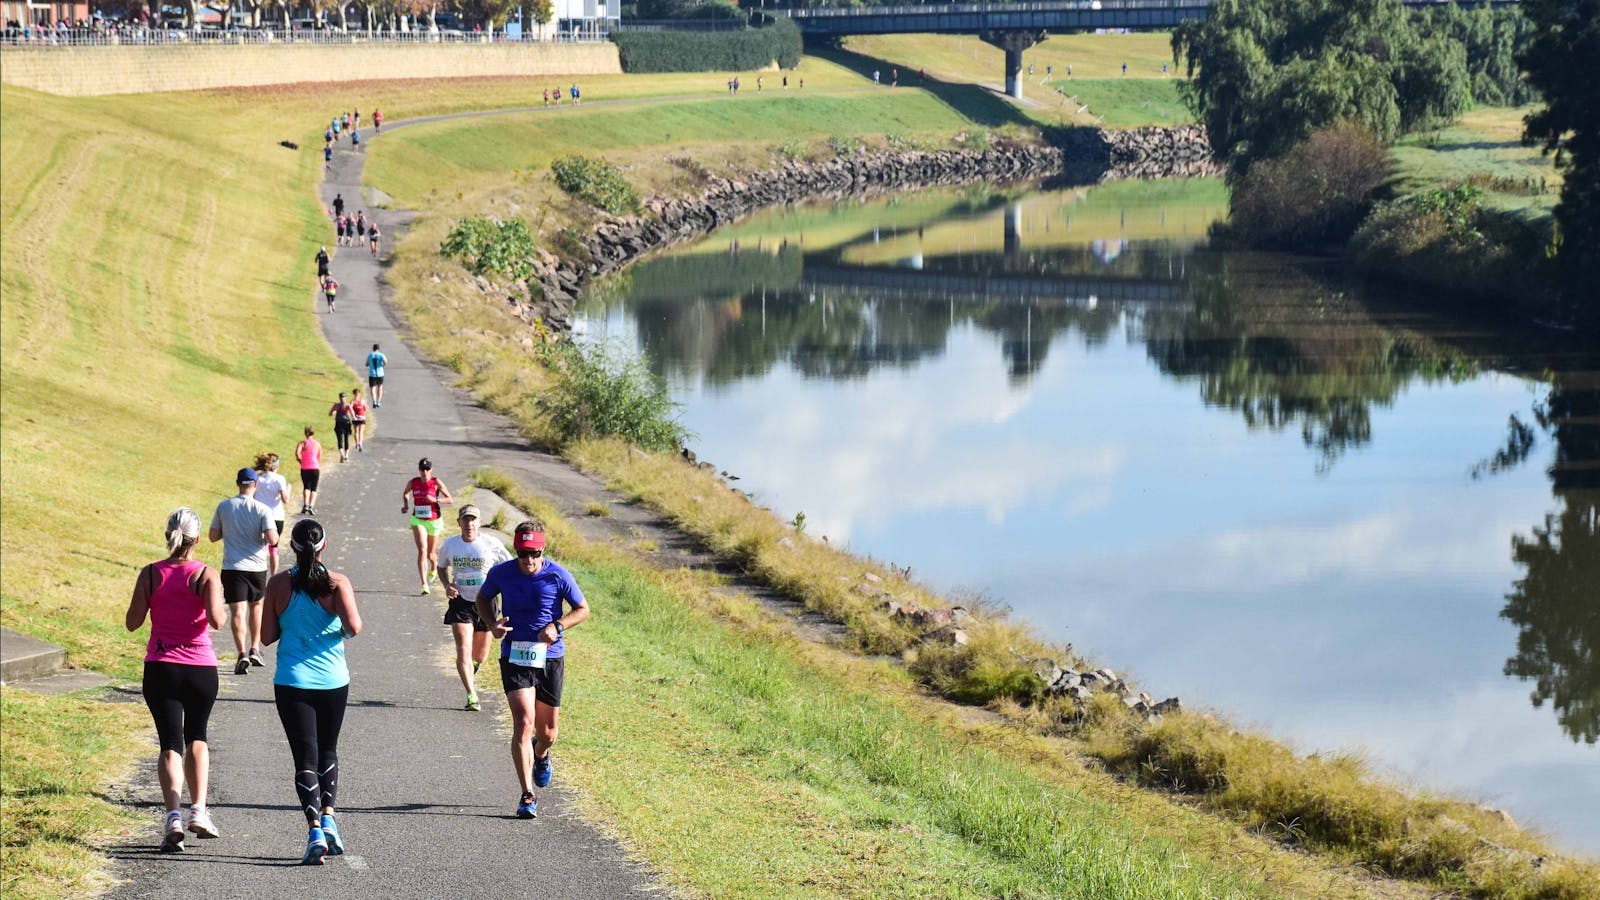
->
<box><xmin>323</xmin><ymin>107</ymin><xmax>380</xmax><ymax>169</ymax></box>
<box><xmin>541</xmin><ymin>84</ymin><xmax>581</xmax><ymax>105</ymax></box>
<box><xmin>125</xmin><ymin>114</ymin><xmax>588</xmax><ymax>858</ymax></box>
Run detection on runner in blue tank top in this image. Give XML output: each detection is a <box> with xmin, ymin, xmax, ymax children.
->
<box><xmin>261</xmin><ymin>519</ymin><xmax>363</xmax><ymax>866</ymax></box>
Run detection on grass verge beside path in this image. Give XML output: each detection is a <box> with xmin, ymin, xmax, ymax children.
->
<box><xmin>0</xmin><ymin>693</ymin><xmax>147</xmax><ymax>900</ymax></box>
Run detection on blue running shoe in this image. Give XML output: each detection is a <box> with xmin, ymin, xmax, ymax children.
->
<box><xmin>516</xmin><ymin>792</ymin><xmax>538</xmax><ymax>819</ymax></box>
<box><xmin>320</xmin><ymin>814</ymin><xmax>344</xmax><ymax>856</ymax></box>
<box><xmin>302</xmin><ymin>826</ymin><xmax>328</xmax><ymax>865</ymax></box>
<box><xmin>533</xmin><ymin>753</ymin><xmax>553</xmax><ymax>788</ymax></box>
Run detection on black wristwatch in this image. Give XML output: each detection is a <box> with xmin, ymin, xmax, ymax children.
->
<box><xmin>553</xmin><ymin>621</ymin><xmax>565</xmax><ymax>639</ymax></box>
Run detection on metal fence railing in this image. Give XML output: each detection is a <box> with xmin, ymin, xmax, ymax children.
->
<box><xmin>0</xmin><ymin>26</ymin><xmax>614</xmax><ymax>49</ymax></box>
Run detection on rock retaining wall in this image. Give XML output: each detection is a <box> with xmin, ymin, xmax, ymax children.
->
<box><xmin>506</xmin><ymin>127</ymin><xmax>1218</xmax><ymax>331</ymax></box>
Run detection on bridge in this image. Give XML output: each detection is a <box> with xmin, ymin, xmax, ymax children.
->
<box><xmin>780</xmin><ymin>0</ymin><xmax>1521</xmax><ymax>99</ymax></box>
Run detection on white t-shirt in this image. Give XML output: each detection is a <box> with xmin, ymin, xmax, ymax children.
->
<box><xmin>254</xmin><ymin>472</ymin><xmax>291</xmax><ymax>518</ymax></box>
<box><xmin>438</xmin><ymin>534</ymin><xmax>512</xmax><ymax>594</ymax></box>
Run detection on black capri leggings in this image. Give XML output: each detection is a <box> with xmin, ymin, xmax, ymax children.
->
<box><xmin>334</xmin><ymin>421</ymin><xmax>352</xmax><ymax>452</ymax></box>
<box><xmin>274</xmin><ymin>683</ymin><xmax>349</xmax><ymax>822</ymax></box>
<box><xmin>142</xmin><ymin>661</ymin><xmax>219</xmax><ymax>754</ymax></box>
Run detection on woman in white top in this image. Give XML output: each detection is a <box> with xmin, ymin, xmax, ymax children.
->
<box><xmin>254</xmin><ymin>453</ymin><xmax>293</xmax><ymax>575</ymax></box>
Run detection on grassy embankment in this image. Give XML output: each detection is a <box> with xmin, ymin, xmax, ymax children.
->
<box><xmin>370</xmin><ymin>76</ymin><xmax>1598</xmax><ymax>898</ymax></box>
<box><xmin>1352</xmin><ymin>105</ymin><xmax>1562</xmax><ymax>306</ymax></box>
<box><xmin>0</xmin><ymin>60</ymin><xmax>1185</xmax><ymax>898</ymax></box>
<box><xmin>844</xmin><ymin>32</ymin><xmax>1191</xmax><ymax>127</ymax></box>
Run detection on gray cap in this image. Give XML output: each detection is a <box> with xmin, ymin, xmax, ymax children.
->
<box><xmin>457</xmin><ymin>504</ymin><xmax>481</xmax><ymax>521</ymax></box>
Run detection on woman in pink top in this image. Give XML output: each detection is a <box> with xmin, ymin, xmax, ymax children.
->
<box><xmin>125</xmin><ymin>507</ymin><xmax>226</xmax><ymax>852</ymax></box>
<box><xmin>295</xmin><ymin>426</ymin><xmax>323</xmax><ymax>515</ymax></box>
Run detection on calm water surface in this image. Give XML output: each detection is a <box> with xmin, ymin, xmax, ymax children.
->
<box><xmin>576</xmin><ymin>179</ymin><xmax>1600</xmax><ymax>853</ymax></box>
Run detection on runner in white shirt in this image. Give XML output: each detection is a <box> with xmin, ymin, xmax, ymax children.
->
<box><xmin>253</xmin><ymin>453</ymin><xmax>293</xmax><ymax>575</ymax></box>
<box><xmin>438</xmin><ymin>505</ymin><xmax>512</xmax><ymax>711</ymax></box>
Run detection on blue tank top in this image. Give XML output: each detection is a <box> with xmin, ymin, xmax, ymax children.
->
<box><xmin>273</xmin><ymin>575</ymin><xmax>349</xmax><ymax>690</ymax></box>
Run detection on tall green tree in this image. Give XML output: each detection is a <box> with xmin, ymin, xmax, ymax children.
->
<box><xmin>1521</xmin><ymin>0</ymin><xmax>1600</xmax><ymax>324</ymax></box>
<box><xmin>1172</xmin><ymin>0</ymin><xmax>1468</xmax><ymax>177</ymax></box>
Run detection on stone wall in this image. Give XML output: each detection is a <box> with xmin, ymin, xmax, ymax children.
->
<box><xmin>0</xmin><ymin>42</ymin><xmax>621</xmax><ymax>96</ymax></box>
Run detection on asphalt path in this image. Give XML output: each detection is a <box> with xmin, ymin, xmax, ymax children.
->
<box><xmin>110</xmin><ymin>106</ymin><xmax>667</xmax><ymax>898</ymax></box>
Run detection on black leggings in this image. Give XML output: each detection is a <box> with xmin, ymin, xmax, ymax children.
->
<box><xmin>334</xmin><ymin>422</ymin><xmax>352</xmax><ymax>452</ymax></box>
<box><xmin>274</xmin><ymin>683</ymin><xmax>349</xmax><ymax>822</ymax></box>
<box><xmin>143</xmin><ymin>661</ymin><xmax>219</xmax><ymax>754</ymax></box>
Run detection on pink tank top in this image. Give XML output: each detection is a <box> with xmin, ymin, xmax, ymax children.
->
<box><xmin>144</xmin><ymin>560</ymin><xmax>219</xmax><ymax>667</ymax></box>
<box><xmin>298</xmin><ymin>438</ymin><xmax>322</xmax><ymax>470</ymax></box>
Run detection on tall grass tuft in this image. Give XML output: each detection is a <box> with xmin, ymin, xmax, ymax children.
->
<box><xmin>536</xmin><ymin>341</ymin><xmax>690</xmax><ymax>452</ymax></box>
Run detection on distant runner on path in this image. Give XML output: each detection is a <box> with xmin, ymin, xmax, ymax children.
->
<box><xmin>126</xmin><ymin>507</ymin><xmax>225</xmax><ymax>852</ymax></box>
<box><xmin>401</xmin><ymin>458</ymin><xmax>453</xmax><ymax>595</ymax></box>
<box><xmin>295</xmin><ymin>427</ymin><xmax>322</xmax><ymax>515</ymax></box>
<box><xmin>252</xmin><ymin>452</ymin><xmax>291</xmax><ymax>575</ymax></box>
<box><xmin>439</xmin><ymin>504</ymin><xmax>512</xmax><ymax>711</ymax></box>
<box><xmin>328</xmin><ymin>391</ymin><xmax>354</xmax><ymax>463</ymax></box>
<box><xmin>366</xmin><ymin>343</ymin><xmax>387</xmax><ymax>407</ymax></box>
<box><xmin>209</xmin><ymin>468</ymin><xmax>278</xmax><ymax>676</ymax></box>
<box><xmin>315</xmin><ymin>245</ymin><xmax>329</xmax><ymax>284</ymax></box>
<box><xmin>261</xmin><ymin>518</ymin><xmax>363</xmax><ymax>866</ymax></box>
<box><xmin>350</xmin><ymin>387</ymin><xmax>368</xmax><ymax>453</ymax></box>
<box><xmin>476</xmin><ymin>521</ymin><xmax>590</xmax><ymax>819</ymax></box>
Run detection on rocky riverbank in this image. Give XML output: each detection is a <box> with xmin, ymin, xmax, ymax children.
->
<box><xmin>496</xmin><ymin>126</ymin><xmax>1217</xmax><ymax>331</ymax></box>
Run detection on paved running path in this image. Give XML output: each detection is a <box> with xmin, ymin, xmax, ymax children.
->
<box><xmin>110</xmin><ymin>107</ymin><xmax>668</xmax><ymax>898</ymax></box>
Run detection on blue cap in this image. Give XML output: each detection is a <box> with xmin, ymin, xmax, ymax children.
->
<box><xmin>237</xmin><ymin>467</ymin><xmax>258</xmax><ymax>485</ymax></box>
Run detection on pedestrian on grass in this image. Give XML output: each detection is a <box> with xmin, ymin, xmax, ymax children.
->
<box><xmin>127</xmin><ymin>507</ymin><xmax>226</xmax><ymax>852</ymax></box>
<box><xmin>543</xmin><ymin>88</ymin><xmax>550</xmax><ymax>106</ymax></box>
<box><xmin>373</xmin><ymin>109</ymin><xmax>382</xmax><ymax>132</ymax></box>
<box><xmin>209</xmin><ymin>468</ymin><xmax>278</xmax><ymax>676</ymax></box>
<box><xmin>476</xmin><ymin>521</ymin><xmax>590</xmax><ymax>819</ymax></box>
<box><xmin>570</xmin><ymin>83</ymin><xmax>579</xmax><ymax>104</ymax></box>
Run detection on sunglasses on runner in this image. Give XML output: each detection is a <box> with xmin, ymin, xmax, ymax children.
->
<box><xmin>517</xmin><ymin>549</ymin><xmax>543</xmax><ymax>560</ymax></box>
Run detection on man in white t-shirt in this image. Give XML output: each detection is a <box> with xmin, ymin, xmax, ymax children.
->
<box><xmin>439</xmin><ymin>505</ymin><xmax>512</xmax><ymax>711</ymax></box>
<box><xmin>210</xmin><ymin>468</ymin><xmax>278</xmax><ymax>675</ymax></box>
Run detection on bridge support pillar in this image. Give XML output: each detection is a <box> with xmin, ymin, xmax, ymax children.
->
<box><xmin>981</xmin><ymin>29</ymin><xmax>1047</xmax><ymax>100</ymax></box>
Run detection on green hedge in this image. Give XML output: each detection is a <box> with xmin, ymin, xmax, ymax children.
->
<box><xmin>612</xmin><ymin>19</ymin><xmax>802</xmax><ymax>73</ymax></box>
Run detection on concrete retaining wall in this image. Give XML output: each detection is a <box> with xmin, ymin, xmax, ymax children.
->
<box><xmin>0</xmin><ymin>42</ymin><xmax>622</xmax><ymax>96</ymax></box>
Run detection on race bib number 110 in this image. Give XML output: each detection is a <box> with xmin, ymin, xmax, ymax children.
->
<box><xmin>509</xmin><ymin>641</ymin><xmax>548</xmax><ymax>669</ymax></box>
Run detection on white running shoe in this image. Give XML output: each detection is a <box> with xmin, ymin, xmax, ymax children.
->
<box><xmin>188</xmin><ymin>806</ymin><xmax>220</xmax><ymax>839</ymax></box>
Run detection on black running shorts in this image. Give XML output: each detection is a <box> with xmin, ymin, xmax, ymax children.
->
<box><xmin>443</xmin><ymin>597</ymin><xmax>489</xmax><ymax>632</ymax></box>
<box><xmin>220</xmin><ymin>569</ymin><xmax>268</xmax><ymax>605</ymax></box>
<box><xmin>500</xmin><ymin>656</ymin><xmax>564</xmax><ymax>707</ymax></box>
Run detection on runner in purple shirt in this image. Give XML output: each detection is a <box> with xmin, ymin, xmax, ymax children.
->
<box><xmin>475</xmin><ymin>521</ymin><xmax>589</xmax><ymax>819</ymax></box>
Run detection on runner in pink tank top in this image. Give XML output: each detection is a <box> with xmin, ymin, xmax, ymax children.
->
<box><xmin>145</xmin><ymin>559</ymin><xmax>221</xmax><ymax>667</ymax></box>
<box><xmin>126</xmin><ymin>507</ymin><xmax>226</xmax><ymax>851</ymax></box>
<box><xmin>296</xmin><ymin>426</ymin><xmax>323</xmax><ymax>515</ymax></box>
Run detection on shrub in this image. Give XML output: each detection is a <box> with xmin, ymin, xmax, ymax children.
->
<box><xmin>535</xmin><ymin>340</ymin><xmax>689</xmax><ymax>452</ymax></box>
<box><xmin>1227</xmin><ymin>121</ymin><xmax>1392</xmax><ymax>249</ymax></box>
<box><xmin>612</xmin><ymin>18</ymin><xmax>802</xmax><ymax>73</ymax></box>
<box><xmin>826</xmin><ymin>135</ymin><xmax>862</xmax><ymax>157</ymax></box>
<box><xmin>439</xmin><ymin>216</ymin><xmax>537</xmax><ymax>281</ymax></box>
<box><xmin>550</xmin><ymin>155</ymin><xmax>640</xmax><ymax>215</ymax></box>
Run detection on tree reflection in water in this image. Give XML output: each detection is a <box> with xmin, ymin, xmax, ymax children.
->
<box><xmin>1502</xmin><ymin>376</ymin><xmax>1600</xmax><ymax>745</ymax></box>
<box><xmin>589</xmin><ymin>198</ymin><xmax>1600</xmax><ymax>745</ymax></box>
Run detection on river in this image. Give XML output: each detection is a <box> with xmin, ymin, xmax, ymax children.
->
<box><xmin>574</xmin><ymin>177</ymin><xmax>1600</xmax><ymax>854</ymax></box>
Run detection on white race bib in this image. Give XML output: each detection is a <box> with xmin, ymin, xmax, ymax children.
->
<box><xmin>508</xmin><ymin>641</ymin><xmax>548</xmax><ymax>669</ymax></box>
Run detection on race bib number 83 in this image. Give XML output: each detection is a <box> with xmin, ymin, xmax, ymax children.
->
<box><xmin>509</xmin><ymin>641</ymin><xmax>548</xmax><ymax>669</ymax></box>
